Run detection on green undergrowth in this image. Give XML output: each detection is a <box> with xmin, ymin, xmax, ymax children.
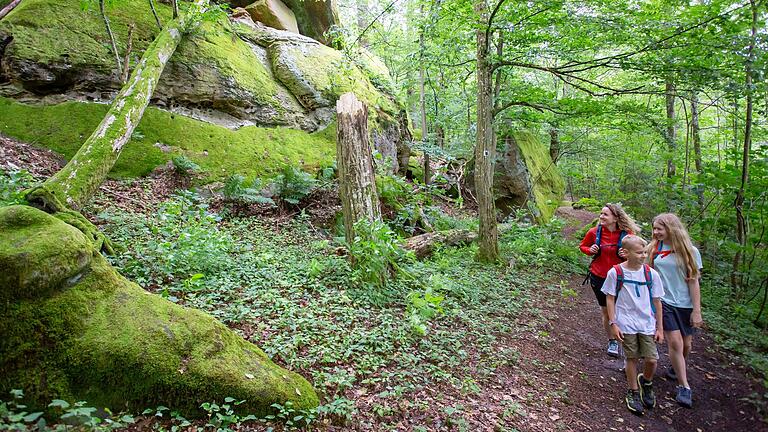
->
<box><xmin>78</xmin><ymin>189</ymin><xmax>582</xmax><ymax>428</ymax></box>
<box><xmin>0</xmin><ymin>97</ymin><xmax>335</xmax><ymax>180</ymax></box>
<box><xmin>700</xmin><ymin>277</ymin><xmax>768</xmax><ymax>385</ymax></box>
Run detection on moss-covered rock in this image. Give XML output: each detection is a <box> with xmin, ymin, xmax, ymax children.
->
<box><xmin>0</xmin><ymin>97</ymin><xmax>335</xmax><ymax>180</ymax></box>
<box><xmin>0</xmin><ymin>205</ymin><xmax>319</xmax><ymax>416</ymax></box>
<box><xmin>0</xmin><ymin>205</ymin><xmax>93</xmax><ymax>302</ymax></box>
<box><xmin>495</xmin><ymin>131</ymin><xmax>565</xmax><ymax>222</ymax></box>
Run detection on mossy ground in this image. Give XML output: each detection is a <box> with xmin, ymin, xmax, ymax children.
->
<box><xmin>514</xmin><ymin>131</ymin><xmax>565</xmax><ymax>222</ymax></box>
<box><xmin>0</xmin><ymin>97</ymin><xmax>335</xmax><ymax>180</ymax></box>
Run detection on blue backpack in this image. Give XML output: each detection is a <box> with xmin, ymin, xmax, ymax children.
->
<box><xmin>613</xmin><ymin>263</ymin><xmax>656</xmax><ymax>314</ymax></box>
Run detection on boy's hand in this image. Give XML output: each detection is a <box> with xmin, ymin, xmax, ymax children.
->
<box><xmin>589</xmin><ymin>244</ymin><xmax>599</xmax><ymax>254</ymax></box>
<box><xmin>611</xmin><ymin>324</ymin><xmax>623</xmax><ymax>342</ymax></box>
<box><xmin>655</xmin><ymin>328</ymin><xmax>664</xmax><ymax>343</ymax></box>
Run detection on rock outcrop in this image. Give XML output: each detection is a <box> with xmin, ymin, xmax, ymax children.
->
<box><xmin>494</xmin><ymin>131</ymin><xmax>565</xmax><ymax>222</ymax></box>
<box><xmin>0</xmin><ymin>0</ymin><xmax>409</xmax><ymax>177</ymax></box>
<box><xmin>244</xmin><ymin>0</ymin><xmax>299</xmax><ymax>33</ymax></box>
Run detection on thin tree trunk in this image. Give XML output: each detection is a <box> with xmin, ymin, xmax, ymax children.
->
<box><xmin>474</xmin><ymin>0</ymin><xmax>498</xmax><ymax>262</ymax></box>
<box><xmin>356</xmin><ymin>0</ymin><xmax>368</xmax><ymax>47</ymax></box>
<box><xmin>0</xmin><ymin>0</ymin><xmax>22</xmax><ymax>21</ymax></box>
<box><xmin>149</xmin><ymin>0</ymin><xmax>163</xmax><ymax>29</ymax></box>
<box><xmin>121</xmin><ymin>23</ymin><xmax>135</xmax><ymax>84</ymax></box>
<box><xmin>27</xmin><ymin>0</ymin><xmax>208</xmax><ymax>212</ymax></box>
<box><xmin>691</xmin><ymin>91</ymin><xmax>704</xmax><ymax>209</ymax></box>
<box><xmin>732</xmin><ymin>0</ymin><xmax>757</xmax><ymax>293</ymax></box>
<box><xmin>336</xmin><ymin>93</ymin><xmax>381</xmax><ymax>243</ymax></box>
<box><xmin>549</xmin><ymin>126</ymin><xmax>560</xmax><ymax>164</ymax></box>
<box><xmin>418</xmin><ymin>5</ymin><xmax>430</xmax><ymax>185</ymax></box>
<box><xmin>171</xmin><ymin>0</ymin><xmax>179</xmax><ymax>19</ymax></box>
<box><xmin>665</xmin><ymin>78</ymin><xmax>677</xmax><ymax>177</ymax></box>
<box><xmin>99</xmin><ymin>0</ymin><xmax>123</xmax><ymax>76</ymax></box>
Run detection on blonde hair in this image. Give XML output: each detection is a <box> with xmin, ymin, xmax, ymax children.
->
<box><xmin>605</xmin><ymin>203</ymin><xmax>641</xmax><ymax>234</ymax></box>
<box><xmin>622</xmin><ymin>234</ymin><xmax>647</xmax><ymax>250</ymax></box>
<box><xmin>648</xmin><ymin>213</ymin><xmax>700</xmax><ymax>280</ymax></box>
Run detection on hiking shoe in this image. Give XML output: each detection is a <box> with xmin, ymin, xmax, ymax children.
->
<box><xmin>676</xmin><ymin>386</ymin><xmax>693</xmax><ymax>408</ymax></box>
<box><xmin>625</xmin><ymin>389</ymin><xmax>644</xmax><ymax>415</ymax></box>
<box><xmin>607</xmin><ymin>339</ymin><xmax>620</xmax><ymax>358</ymax></box>
<box><xmin>666</xmin><ymin>367</ymin><xmax>677</xmax><ymax>381</ymax></box>
<box><xmin>637</xmin><ymin>373</ymin><xmax>656</xmax><ymax>408</ymax></box>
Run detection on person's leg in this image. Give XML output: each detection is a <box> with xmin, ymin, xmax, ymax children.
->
<box><xmin>642</xmin><ymin>357</ymin><xmax>657</xmax><ymax>381</ymax></box>
<box><xmin>666</xmin><ymin>330</ymin><xmax>690</xmax><ymax>388</ymax></box>
<box><xmin>683</xmin><ymin>334</ymin><xmax>693</xmax><ymax>360</ymax></box>
<box><xmin>626</xmin><ymin>358</ymin><xmax>639</xmax><ymax>389</ymax></box>
<box><xmin>601</xmin><ymin>306</ymin><xmax>611</xmax><ymax>339</ymax></box>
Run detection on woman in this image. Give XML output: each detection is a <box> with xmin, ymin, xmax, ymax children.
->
<box><xmin>648</xmin><ymin>213</ymin><xmax>703</xmax><ymax>409</ymax></box>
<box><xmin>580</xmin><ymin>203</ymin><xmax>640</xmax><ymax>357</ymax></box>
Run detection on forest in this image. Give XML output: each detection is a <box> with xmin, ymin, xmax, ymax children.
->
<box><xmin>0</xmin><ymin>0</ymin><xmax>766</xmax><ymax>430</ymax></box>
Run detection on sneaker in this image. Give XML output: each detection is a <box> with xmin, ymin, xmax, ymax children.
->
<box><xmin>676</xmin><ymin>386</ymin><xmax>693</xmax><ymax>408</ymax></box>
<box><xmin>625</xmin><ymin>389</ymin><xmax>644</xmax><ymax>415</ymax></box>
<box><xmin>666</xmin><ymin>367</ymin><xmax>677</xmax><ymax>381</ymax></box>
<box><xmin>607</xmin><ymin>339</ymin><xmax>620</xmax><ymax>358</ymax></box>
<box><xmin>637</xmin><ymin>373</ymin><xmax>656</xmax><ymax>408</ymax></box>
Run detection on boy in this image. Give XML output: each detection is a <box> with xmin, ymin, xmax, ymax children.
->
<box><xmin>602</xmin><ymin>235</ymin><xmax>664</xmax><ymax>415</ymax></box>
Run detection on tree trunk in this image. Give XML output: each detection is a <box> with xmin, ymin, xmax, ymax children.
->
<box><xmin>691</xmin><ymin>91</ymin><xmax>704</xmax><ymax>209</ymax></box>
<box><xmin>99</xmin><ymin>0</ymin><xmax>123</xmax><ymax>78</ymax></box>
<box><xmin>0</xmin><ymin>0</ymin><xmax>22</xmax><ymax>21</ymax></box>
<box><xmin>27</xmin><ymin>0</ymin><xmax>208</xmax><ymax>212</ymax></box>
<box><xmin>549</xmin><ymin>126</ymin><xmax>560</xmax><ymax>164</ymax></box>
<box><xmin>149</xmin><ymin>0</ymin><xmax>163</xmax><ymax>29</ymax></box>
<box><xmin>418</xmin><ymin>12</ymin><xmax>430</xmax><ymax>186</ymax></box>
<box><xmin>665</xmin><ymin>78</ymin><xmax>677</xmax><ymax>177</ymax></box>
<box><xmin>355</xmin><ymin>0</ymin><xmax>369</xmax><ymax>47</ymax></box>
<box><xmin>732</xmin><ymin>0</ymin><xmax>757</xmax><ymax>293</ymax></box>
<box><xmin>336</xmin><ymin>92</ymin><xmax>381</xmax><ymax>243</ymax></box>
<box><xmin>474</xmin><ymin>1</ymin><xmax>498</xmax><ymax>262</ymax></box>
<box><xmin>405</xmin><ymin>229</ymin><xmax>477</xmax><ymax>259</ymax></box>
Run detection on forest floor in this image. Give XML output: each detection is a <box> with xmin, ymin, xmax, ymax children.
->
<box><xmin>2</xmin><ymin>134</ymin><xmax>767</xmax><ymax>431</ymax></box>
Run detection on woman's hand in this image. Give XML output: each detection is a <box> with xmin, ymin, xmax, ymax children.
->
<box><xmin>618</xmin><ymin>247</ymin><xmax>627</xmax><ymax>259</ymax></box>
<box><xmin>590</xmin><ymin>244</ymin><xmax>599</xmax><ymax>254</ymax></box>
<box><xmin>691</xmin><ymin>309</ymin><xmax>704</xmax><ymax>328</ymax></box>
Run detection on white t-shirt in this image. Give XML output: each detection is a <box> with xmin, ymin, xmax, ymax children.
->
<box><xmin>602</xmin><ymin>264</ymin><xmax>665</xmax><ymax>335</ymax></box>
<box><xmin>653</xmin><ymin>243</ymin><xmax>702</xmax><ymax>308</ymax></box>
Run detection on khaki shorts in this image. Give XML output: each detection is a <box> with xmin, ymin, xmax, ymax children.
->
<box><xmin>622</xmin><ymin>333</ymin><xmax>658</xmax><ymax>359</ymax></box>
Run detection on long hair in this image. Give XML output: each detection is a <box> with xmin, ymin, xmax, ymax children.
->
<box><xmin>648</xmin><ymin>213</ymin><xmax>700</xmax><ymax>280</ymax></box>
<box><xmin>605</xmin><ymin>203</ymin><xmax>641</xmax><ymax>234</ymax></box>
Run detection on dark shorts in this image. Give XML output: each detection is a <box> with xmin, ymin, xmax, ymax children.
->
<box><xmin>662</xmin><ymin>302</ymin><xmax>697</xmax><ymax>336</ymax></box>
<box><xmin>589</xmin><ymin>273</ymin><xmax>607</xmax><ymax>307</ymax></box>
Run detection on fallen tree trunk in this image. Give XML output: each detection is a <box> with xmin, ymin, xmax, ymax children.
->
<box><xmin>404</xmin><ymin>224</ymin><xmax>513</xmax><ymax>259</ymax></box>
<box><xmin>404</xmin><ymin>229</ymin><xmax>478</xmax><ymax>259</ymax></box>
<box><xmin>0</xmin><ymin>0</ymin><xmax>22</xmax><ymax>21</ymax></box>
<box><xmin>26</xmin><ymin>0</ymin><xmax>208</xmax><ymax>212</ymax></box>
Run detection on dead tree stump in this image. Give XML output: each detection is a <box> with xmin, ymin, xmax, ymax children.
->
<box><xmin>336</xmin><ymin>93</ymin><xmax>381</xmax><ymax>243</ymax></box>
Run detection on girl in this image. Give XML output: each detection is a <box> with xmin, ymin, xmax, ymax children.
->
<box><xmin>580</xmin><ymin>203</ymin><xmax>641</xmax><ymax>357</ymax></box>
<box><xmin>648</xmin><ymin>213</ymin><xmax>703</xmax><ymax>408</ymax></box>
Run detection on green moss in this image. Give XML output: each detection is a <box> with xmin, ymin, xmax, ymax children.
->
<box><xmin>0</xmin><ymin>206</ymin><xmax>319</xmax><ymax>415</ymax></box>
<box><xmin>0</xmin><ymin>205</ymin><xmax>94</xmax><ymax>302</ymax></box>
<box><xmin>0</xmin><ymin>0</ymin><xmax>172</xmax><ymax>68</ymax></box>
<box><xmin>514</xmin><ymin>131</ymin><xmax>565</xmax><ymax>222</ymax></box>
<box><xmin>177</xmin><ymin>20</ymin><xmax>281</xmax><ymax>108</ymax></box>
<box><xmin>0</xmin><ymin>97</ymin><xmax>335</xmax><ymax>180</ymax></box>
<box><xmin>273</xmin><ymin>42</ymin><xmax>399</xmax><ymax>120</ymax></box>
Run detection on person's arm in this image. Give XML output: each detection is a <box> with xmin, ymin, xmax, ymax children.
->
<box><xmin>606</xmin><ymin>295</ymin><xmax>623</xmax><ymax>342</ymax></box>
<box><xmin>579</xmin><ymin>228</ymin><xmax>598</xmax><ymax>255</ymax></box>
<box><xmin>653</xmin><ymin>297</ymin><xmax>664</xmax><ymax>343</ymax></box>
<box><xmin>689</xmin><ymin>277</ymin><xmax>703</xmax><ymax>328</ymax></box>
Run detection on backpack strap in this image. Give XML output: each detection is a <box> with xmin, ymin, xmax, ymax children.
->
<box><xmin>613</xmin><ymin>264</ymin><xmax>624</xmax><ymax>295</ymax></box>
<box><xmin>592</xmin><ymin>225</ymin><xmax>603</xmax><ymax>260</ymax></box>
<box><xmin>616</xmin><ymin>230</ymin><xmax>627</xmax><ymax>257</ymax></box>
<box><xmin>644</xmin><ymin>264</ymin><xmax>656</xmax><ymax>315</ymax></box>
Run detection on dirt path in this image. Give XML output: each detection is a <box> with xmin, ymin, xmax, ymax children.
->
<box><xmin>516</xmin><ymin>208</ymin><xmax>768</xmax><ymax>431</ymax></box>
